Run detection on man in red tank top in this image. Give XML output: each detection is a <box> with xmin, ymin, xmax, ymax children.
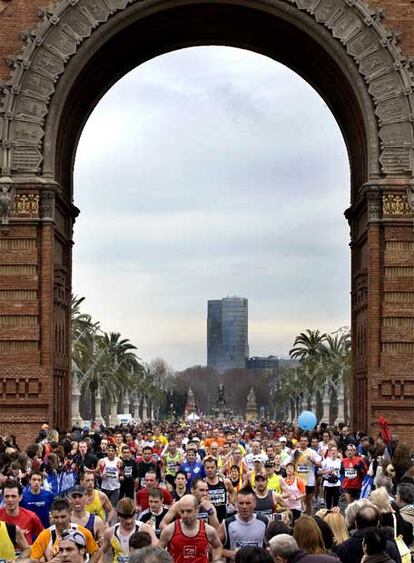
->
<box><xmin>158</xmin><ymin>494</ymin><xmax>222</xmax><ymax>563</ymax></box>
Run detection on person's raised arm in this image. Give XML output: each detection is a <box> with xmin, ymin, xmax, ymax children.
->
<box><xmin>159</xmin><ymin>502</ymin><xmax>179</xmax><ymax>530</ymax></box>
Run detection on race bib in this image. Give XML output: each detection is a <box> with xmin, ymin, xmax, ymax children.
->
<box><xmin>345</xmin><ymin>468</ymin><xmax>357</xmax><ymax>479</ymax></box>
<box><xmin>209</xmin><ymin>490</ymin><xmax>226</xmax><ymax>505</ymax></box>
<box><xmin>297</xmin><ymin>464</ymin><xmax>309</xmax><ymax>473</ymax></box>
<box><xmin>235</xmin><ymin>541</ymin><xmax>260</xmax><ymax>548</ymax></box>
<box><xmin>124</xmin><ymin>466</ymin><xmax>133</xmax><ymax>478</ymax></box>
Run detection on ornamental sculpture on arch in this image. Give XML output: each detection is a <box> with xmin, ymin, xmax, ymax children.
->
<box><xmin>0</xmin><ymin>0</ymin><xmax>413</xmax><ymax>444</ymax></box>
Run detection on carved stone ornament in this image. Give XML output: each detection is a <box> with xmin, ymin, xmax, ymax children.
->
<box><xmin>0</xmin><ymin>184</ymin><xmax>15</xmax><ymax>224</ymax></box>
<box><xmin>0</xmin><ymin>0</ymin><xmax>414</xmax><ymax>176</ymax></box>
<box><xmin>367</xmin><ymin>190</ymin><xmax>382</xmax><ymax>222</ymax></box>
<box><xmin>383</xmin><ymin>193</ymin><xmax>412</xmax><ymax>215</ymax></box>
<box><xmin>11</xmin><ymin>193</ymin><xmax>39</xmax><ymax>217</ymax></box>
<box><xmin>407</xmin><ymin>185</ymin><xmax>414</xmax><ymax>212</ymax></box>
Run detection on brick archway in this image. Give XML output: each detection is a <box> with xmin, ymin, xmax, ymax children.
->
<box><xmin>0</xmin><ymin>0</ymin><xmax>413</xmax><ymax>443</ymax></box>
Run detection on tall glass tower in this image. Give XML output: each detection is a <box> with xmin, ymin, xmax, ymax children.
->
<box><xmin>207</xmin><ymin>297</ymin><xmax>249</xmax><ymax>372</ymax></box>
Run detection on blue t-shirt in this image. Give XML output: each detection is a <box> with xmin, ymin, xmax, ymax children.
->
<box><xmin>21</xmin><ymin>488</ymin><xmax>55</xmax><ymax>528</ymax></box>
<box><xmin>179</xmin><ymin>460</ymin><xmax>206</xmax><ymax>486</ymax></box>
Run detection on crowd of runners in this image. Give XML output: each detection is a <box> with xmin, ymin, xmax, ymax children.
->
<box><xmin>0</xmin><ymin>419</ymin><xmax>413</xmax><ymax>563</ymax></box>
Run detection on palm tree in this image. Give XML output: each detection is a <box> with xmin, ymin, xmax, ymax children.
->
<box><xmin>289</xmin><ymin>329</ymin><xmax>327</xmax><ymax>360</ymax></box>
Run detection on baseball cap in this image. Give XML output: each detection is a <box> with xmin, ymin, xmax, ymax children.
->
<box><xmin>61</xmin><ymin>529</ymin><xmax>86</xmax><ymax>547</ymax></box>
<box><xmin>68</xmin><ymin>485</ymin><xmax>85</xmax><ymax>497</ymax></box>
<box><xmin>255</xmin><ymin>473</ymin><xmax>267</xmax><ymax>481</ymax></box>
<box><xmin>279</xmin><ymin>436</ymin><xmax>287</xmax><ymax>442</ymax></box>
<box><xmin>253</xmin><ymin>456</ymin><xmax>263</xmax><ymax>463</ymax></box>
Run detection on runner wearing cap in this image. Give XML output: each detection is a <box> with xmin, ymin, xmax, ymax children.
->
<box><xmin>68</xmin><ymin>485</ymin><xmax>105</xmax><ymax>545</ymax></box>
<box><xmin>253</xmin><ymin>472</ymin><xmax>287</xmax><ymax>521</ymax></box>
<box><xmin>264</xmin><ymin>460</ymin><xmax>283</xmax><ymax>493</ymax></box>
<box><xmin>59</xmin><ymin>529</ymin><xmax>87</xmax><ymax>563</ymax></box>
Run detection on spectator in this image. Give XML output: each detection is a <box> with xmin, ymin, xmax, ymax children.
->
<box><xmin>333</xmin><ymin>504</ymin><xmax>401</xmax><ymax>563</ymax></box>
<box><xmin>293</xmin><ymin>516</ymin><xmax>328</xmax><ymax>555</ymax></box>
<box><xmin>269</xmin><ymin>533</ymin><xmax>338</xmax><ymax>563</ymax></box>
<box><xmin>323</xmin><ymin>511</ymin><xmax>349</xmax><ymax>546</ymax></box>
<box><xmin>369</xmin><ymin>486</ymin><xmax>413</xmax><ymax>546</ymax></box>
<box><xmin>362</xmin><ymin>527</ymin><xmax>397</xmax><ymax>563</ymax></box>
<box><xmin>130</xmin><ymin>546</ymin><xmax>173</xmax><ymax>563</ymax></box>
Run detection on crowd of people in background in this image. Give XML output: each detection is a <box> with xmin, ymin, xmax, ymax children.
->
<box><xmin>0</xmin><ymin>419</ymin><xmax>413</xmax><ymax>563</ymax></box>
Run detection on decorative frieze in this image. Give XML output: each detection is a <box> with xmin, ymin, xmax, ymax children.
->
<box><xmin>382</xmin><ymin>193</ymin><xmax>411</xmax><ymax>216</ymax></box>
<box><xmin>11</xmin><ymin>193</ymin><xmax>39</xmax><ymax>218</ymax></box>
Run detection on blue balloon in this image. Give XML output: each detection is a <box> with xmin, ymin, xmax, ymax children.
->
<box><xmin>298</xmin><ymin>410</ymin><xmax>317</xmax><ymax>431</ymax></box>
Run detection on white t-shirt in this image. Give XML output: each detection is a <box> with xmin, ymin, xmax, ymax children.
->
<box><xmin>321</xmin><ymin>458</ymin><xmax>341</xmax><ymax>487</ymax></box>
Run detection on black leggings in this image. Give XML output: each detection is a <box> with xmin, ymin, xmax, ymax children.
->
<box><xmin>324</xmin><ymin>486</ymin><xmax>340</xmax><ymax>508</ymax></box>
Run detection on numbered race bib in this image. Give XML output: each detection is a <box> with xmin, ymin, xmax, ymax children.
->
<box><xmin>209</xmin><ymin>490</ymin><xmax>226</xmax><ymax>505</ymax></box>
<box><xmin>235</xmin><ymin>541</ymin><xmax>260</xmax><ymax>549</ymax></box>
<box><xmin>124</xmin><ymin>466</ymin><xmax>133</xmax><ymax>478</ymax></box>
<box><xmin>345</xmin><ymin>468</ymin><xmax>357</xmax><ymax>479</ymax></box>
<box><xmin>297</xmin><ymin>464</ymin><xmax>309</xmax><ymax>473</ymax></box>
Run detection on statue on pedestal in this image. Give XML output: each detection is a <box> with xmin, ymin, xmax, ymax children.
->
<box><xmin>184</xmin><ymin>387</ymin><xmax>197</xmax><ymax>417</ymax></box>
<box><xmin>245</xmin><ymin>387</ymin><xmax>258</xmax><ymax>421</ymax></box>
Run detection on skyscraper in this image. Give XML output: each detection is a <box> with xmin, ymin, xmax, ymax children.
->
<box><xmin>207</xmin><ymin>297</ymin><xmax>249</xmax><ymax>372</ymax></box>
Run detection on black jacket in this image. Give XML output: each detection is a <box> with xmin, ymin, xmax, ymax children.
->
<box><xmin>333</xmin><ymin>529</ymin><xmax>401</xmax><ymax>563</ymax></box>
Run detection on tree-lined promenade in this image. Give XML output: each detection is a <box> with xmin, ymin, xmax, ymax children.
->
<box><xmin>72</xmin><ymin>297</ymin><xmax>351</xmax><ymax>426</ymax></box>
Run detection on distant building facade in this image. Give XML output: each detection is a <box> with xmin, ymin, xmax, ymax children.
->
<box><xmin>246</xmin><ymin>355</ymin><xmax>279</xmax><ymax>371</ymax></box>
<box><xmin>207</xmin><ymin>297</ymin><xmax>249</xmax><ymax>372</ymax></box>
<box><xmin>246</xmin><ymin>356</ymin><xmax>299</xmax><ymax>371</ymax></box>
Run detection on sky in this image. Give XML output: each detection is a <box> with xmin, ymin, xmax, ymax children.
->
<box><xmin>73</xmin><ymin>46</ymin><xmax>351</xmax><ymax>371</ymax></box>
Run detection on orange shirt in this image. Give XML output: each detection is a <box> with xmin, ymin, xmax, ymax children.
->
<box><xmin>31</xmin><ymin>523</ymin><xmax>98</xmax><ymax>560</ymax></box>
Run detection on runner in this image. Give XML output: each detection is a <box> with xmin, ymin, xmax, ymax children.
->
<box><xmin>204</xmin><ymin>455</ymin><xmax>235</xmax><ymax>522</ymax></box>
<box><xmin>292</xmin><ymin>435</ymin><xmax>322</xmax><ymax>514</ymax></box>
<box><xmin>30</xmin><ymin>497</ymin><xmax>99</xmax><ymax>562</ymax></box>
<box><xmin>218</xmin><ymin>487</ymin><xmax>268</xmax><ymax>559</ymax></box>
<box><xmin>97</xmin><ymin>443</ymin><xmax>123</xmax><ymax>507</ymax></box>
<box><xmin>102</xmin><ymin>497</ymin><xmax>156</xmax><ymax>562</ymax></box>
<box><xmin>68</xmin><ymin>484</ymin><xmax>105</xmax><ymax>545</ymax></box>
<box><xmin>82</xmin><ymin>470</ymin><xmax>115</xmax><ymax>524</ymax></box>
<box><xmin>158</xmin><ymin>494</ymin><xmax>223</xmax><ymax>562</ymax></box>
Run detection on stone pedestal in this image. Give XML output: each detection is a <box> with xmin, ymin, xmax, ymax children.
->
<box><xmin>94</xmin><ymin>389</ymin><xmax>105</xmax><ymax>426</ymax></box>
<box><xmin>71</xmin><ymin>377</ymin><xmax>83</xmax><ymax>428</ymax></box>
<box><xmin>335</xmin><ymin>381</ymin><xmax>345</xmax><ymax>425</ymax></box>
<box><xmin>320</xmin><ymin>383</ymin><xmax>330</xmax><ymax>424</ymax></box>
<box><xmin>133</xmin><ymin>395</ymin><xmax>141</xmax><ymax>423</ymax></box>
<box><xmin>109</xmin><ymin>398</ymin><xmax>118</xmax><ymax>427</ymax></box>
<box><xmin>142</xmin><ymin>399</ymin><xmax>148</xmax><ymax>422</ymax></box>
<box><xmin>122</xmin><ymin>392</ymin><xmax>130</xmax><ymax>415</ymax></box>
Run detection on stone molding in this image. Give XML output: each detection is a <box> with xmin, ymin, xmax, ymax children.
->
<box><xmin>0</xmin><ymin>0</ymin><xmax>414</xmax><ymax>177</ymax></box>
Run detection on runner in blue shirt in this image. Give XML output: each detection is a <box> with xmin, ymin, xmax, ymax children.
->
<box><xmin>21</xmin><ymin>470</ymin><xmax>54</xmax><ymax>528</ymax></box>
<box><xmin>179</xmin><ymin>447</ymin><xmax>205</xmax><ymax>487</ymax></box>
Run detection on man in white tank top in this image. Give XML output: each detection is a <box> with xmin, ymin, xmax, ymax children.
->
<box><xmin>97</xmin><ymin>444</ymin><xmax>123</xmax><ymax>507</ymax></box>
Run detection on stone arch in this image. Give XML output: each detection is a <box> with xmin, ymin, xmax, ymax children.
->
<box><xmin>0</xmin><ymin>0</ymin><xmax>413</xmax><ymax>184</ymax></box>
<box><xmin>0</xmin><ymin>0</ymin><xmax>413</xmax><ymax>443</ymax></box>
